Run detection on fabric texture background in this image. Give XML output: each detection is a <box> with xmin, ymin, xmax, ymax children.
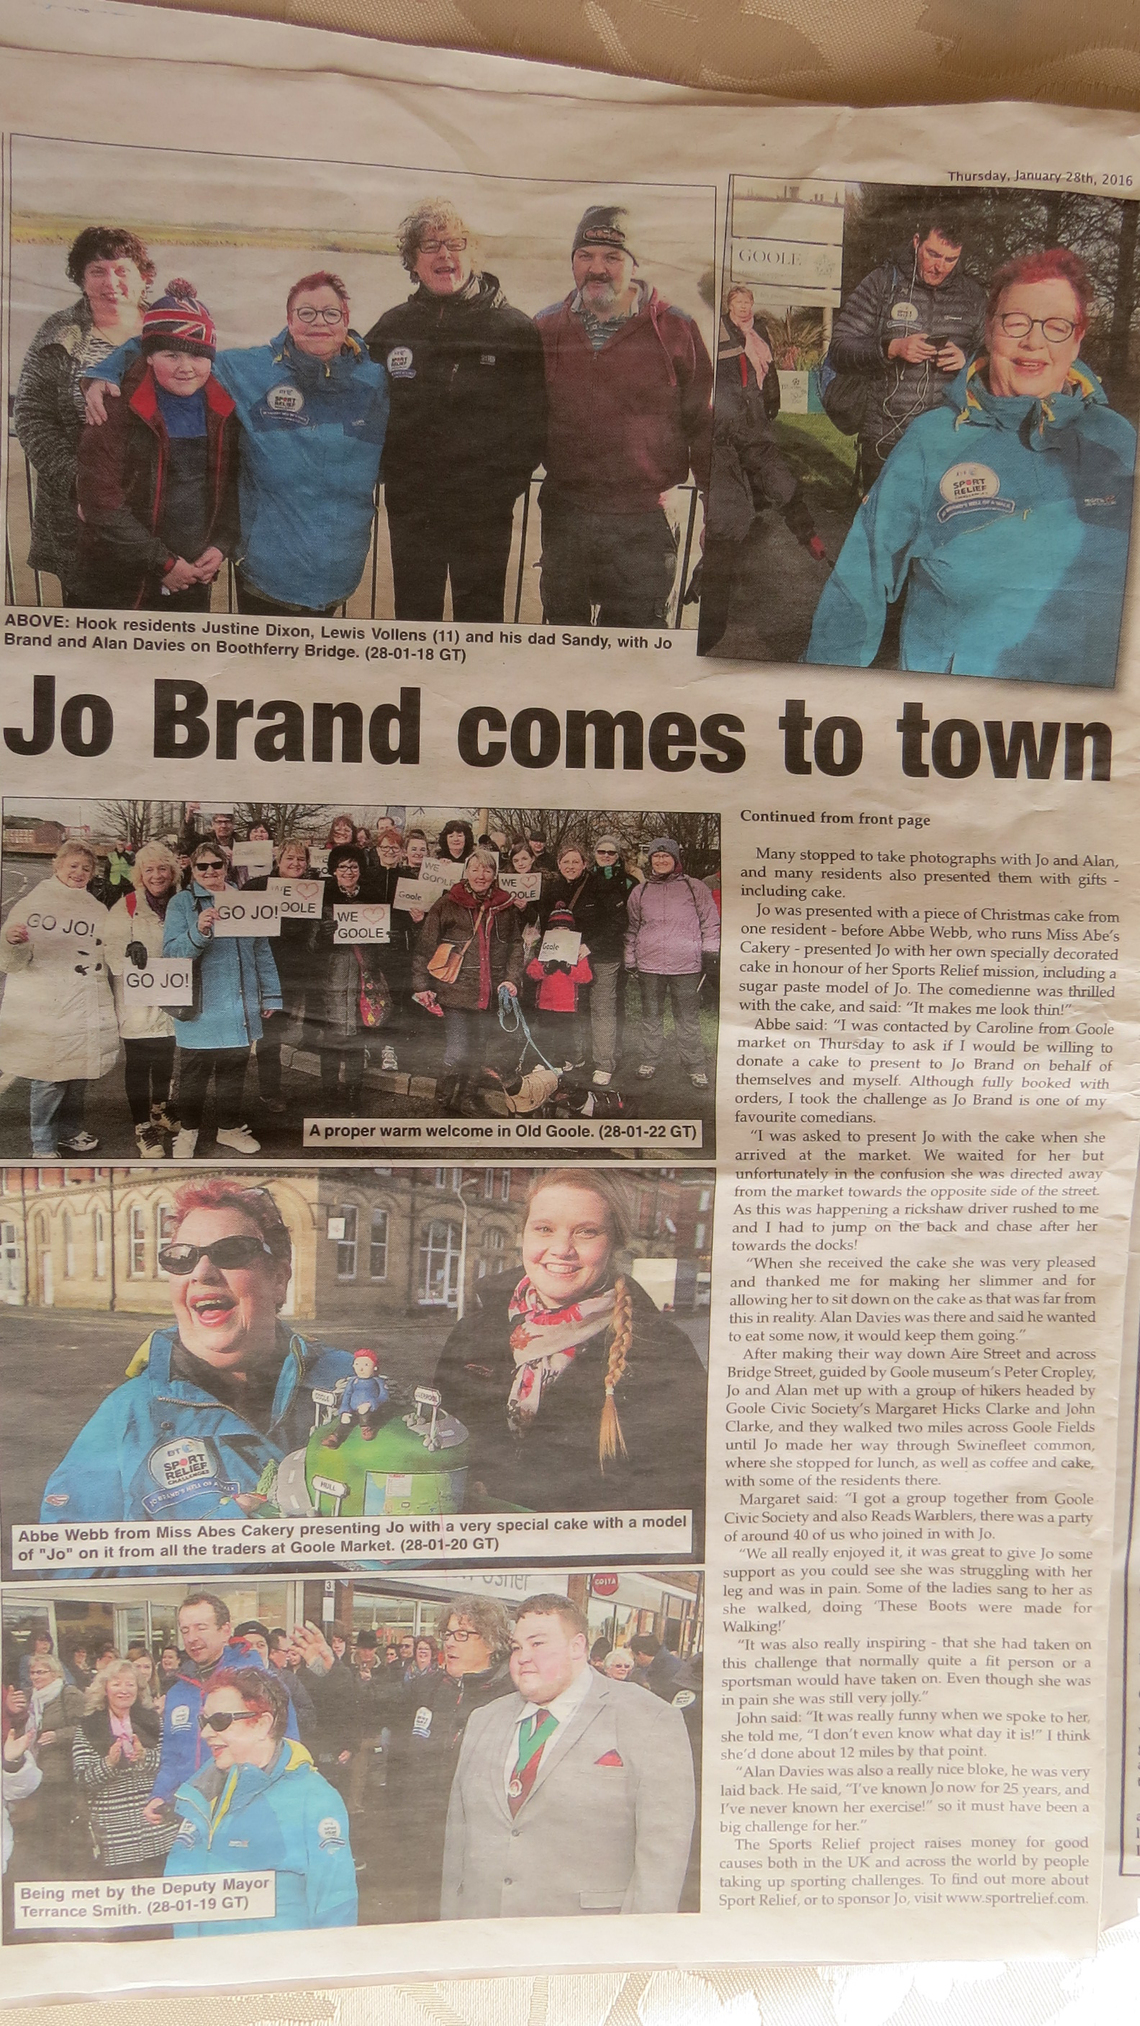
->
<box><xmin>116</xmin><ymin>0</ymin><xmax>1140</xmax><ymax>107</ymax></box>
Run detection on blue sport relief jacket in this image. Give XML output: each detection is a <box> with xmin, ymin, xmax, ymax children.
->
<box><xmin>165</xmin><ymin>1737</ymin><xmax>357</xmax><ymax>1933</ymax></box>
<box><xmin>88</xmin><ymin>331</ymin><xmax>388</xmax><ymax>610</ymax></box>
<box><xmin>40</xmin><ymin>1324</ymin><xmax>356</xmax><ymax>1523</ymax></box>
<box><xmin>153</xmin><ymin>1637</ymin><xmax>299</xmax><ymax>1804</ymax></box>
<box><xmin>163</xmin><ymin>880</ymin><xmax>282</xmax><ymax>1050</ymax></box>
<box><xmin>806</xmin><ymin>357</ymin><xmax>1136</xmax><ymax>684</ymax></box>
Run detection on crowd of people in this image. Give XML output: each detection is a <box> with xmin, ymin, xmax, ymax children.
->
<box><xmin>0</xmin><ymin>815</ymin><xmax>719</xmax><ymax>1156</ymax></box>
<box><xmin>3</xmin><ymin>1590</ymin><xmax>701</xmax><ymax>1932</ymax></box>
<box><xmin>703</xmin><ymin>219</ymin><xmax>1136</xmax><ymax>684</ymax></box>
<box><xmin>15</xmin><ymin>199</ymin><xmax>711</xmax><ymax>628</ymax></box>
<box><xmin>39</xmin><ymin>1168</ymin><xmax>709</xmax><ymax>1531</ymax></box>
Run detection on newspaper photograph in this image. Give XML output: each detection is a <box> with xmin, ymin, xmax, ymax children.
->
<box><xmin>0</xmin><ymin>1162</ymin><xmax>710</xmax><ymax>1567</ymax></box>
<box><xmin>1</xmin><ymin>1569</ymin><xmax>702</xmax><ymax>1935</ymax></box>
<box><xmin>0</xmin><ymin>800</ymin><xmax>721</xmax><ymax>1155</ymax></box>
<box><xmin>1</xmin><ymin>0</ymin><xmax>1140</xmax><ymax>1999</ymax></box>
<box><xmin>699</xmin><ymin>175</ymin><xmax>1140</xmax><ymax>686</ymax></box>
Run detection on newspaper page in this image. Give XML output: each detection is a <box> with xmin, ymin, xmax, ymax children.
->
<box><xmin>0</xmin><ymin>0</ymin><xmax>1137</xmax><ymax>1999</ymax></box>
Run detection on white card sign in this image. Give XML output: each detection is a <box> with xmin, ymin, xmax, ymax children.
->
<box><xmin>122</xmin><ymin>959</ymin><xmax>195</xmax><ymax>1007</ymax></box>
<box><xmin>231</xmin><ymin>841</ymin><xmax>274</xmax><ymax>875</ymax></box>
<box><xmin>24</xmin><ymin>905</ymin><xmax>103</xmax><ymax>946</ymax></box>
<box><xmin>537</xmin><ymin>928</ymin><xmax>582</xmax><ymax>964</ymax></box>
<box><xmin>393</xmin><ymin>877</ymin><xmax>435</xmax><ymax>912</ymax></box>
<box><xmin>499</xmin><ymin>871</ymin><xmax>541</xmax><ymax>901</ymax></box>
<box><xmin>266</xmin><ymin>878</ymin><xmax>323</xmax><ymax>919</ymax></box>
<box><xmin>333</xmin><ymin>903</ymin><xmax>391</xmax><ymax>944</ymax></box>
<box><xmin>212</xmin><ymin>895</ymin><xmax>281</xmax><ymax>937</ymax></box>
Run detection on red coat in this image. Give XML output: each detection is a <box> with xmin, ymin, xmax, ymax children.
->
<box><xmin>534</xmin><ymin>287</ymin><xmax>713</xmax><ymax>513</ymax></box>
<box><xmin>525</xmin><ymin>947</ymin><xmax>593</xmax><ymax>1011</ymax></box>
<box><xmin>76</xmin><ymin>359</ymin><xmax>239</xmax><ymax>608</ymax></box>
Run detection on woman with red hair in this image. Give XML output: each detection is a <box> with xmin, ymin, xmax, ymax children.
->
<box><xmin>39</xmin><ymin>1180</ymin><xmax>372</xmax><ymax>1527</ymax></box>
<box><xmin>808</xmin><ymin>245</ymin><xmax>1135</xmax><ymax>685</ymax></box>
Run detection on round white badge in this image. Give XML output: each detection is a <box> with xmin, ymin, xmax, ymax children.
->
<box><xmin>891</xmin><ymin>301</ymin><xmax>919</xmax><ymax>323</ymax></box>
<box><xmin>266</xmin><ymin>382</ymin><xmax>305</xmax><ymax>414</ymax></box>
<box><xmin>939</xmin><ymin>461</ymin><xmax>1001</xmax><ymax>506</ymax></box>
<box><xmin>387</xmin><ymin>346</ymin><xmax>414</xmax><ymax>373</ymax></box>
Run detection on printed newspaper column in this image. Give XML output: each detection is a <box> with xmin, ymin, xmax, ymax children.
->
<box><xmin>706</xmin><ymin>754</ymin><xmax>1135</xmax><ymax>1953</ymax></box>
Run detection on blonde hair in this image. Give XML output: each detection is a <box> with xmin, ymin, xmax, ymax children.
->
<box><xmin>83</xmin><ymin>1659</ymin><xmax>137</xmax><ymax>1714</ymax></box>
<box><xmin>131</xmin><ymin>841</ymin><xmax>180</xmax><ymax>889</ymax></box>
<box><xmin>26</xmin><ymin>1651</ymin><xmax>65</xmax><ymax>1683</ymax></box>
<box><xmin>276</xmin><ymin>835</ymin><xmax>310</xmax><ymax>865</ymax></box>
<box><xmin>522</xmin><ymin>1171</ymin><xmax>635</xmax><ymax>1468</ymax></box>
<box><xmin>52</xmin><ymin>841</ymin><xmax>96</xmax><ymax>874</ymax></box>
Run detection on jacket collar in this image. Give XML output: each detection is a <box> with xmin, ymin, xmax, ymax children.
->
<box><xmin>271</xmin><ymin>326</ymin><xmax>367</xmax><ymax>386</ymax></box>
<box><xmin>130</xmin><ymin>1323</ymin><xmax>317</xmax><ymax>1431</ymax></box>
<box><xmin>125</xmin><ymin>361</ymin><xmax>234</xmax><ymax>430</ymax></box>
<box><xmin>948</xmin><ymin>353</ymin><xmax>1106</xmax><ymax>442</ymax></box>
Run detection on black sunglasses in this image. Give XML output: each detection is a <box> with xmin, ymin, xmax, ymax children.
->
<box><xmin>158</xmin><ymin>1235</ymin><xmax>275</xmax><ymax>1275</ymax></box>
<box><xmin>198</xmin><ymin>1710</ymin><xmax>262</xmax><ymax>1734</ymax></box>
<box><xmin>194</xmin><ymin>859</ymin><xmax>226</xmax><ymax>872</ymax></box>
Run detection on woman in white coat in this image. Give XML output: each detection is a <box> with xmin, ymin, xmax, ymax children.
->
<box><xmin>105</xmin><ymin>841</ymin><xmax>181</xmax><ymax>1161</ymax></box>
<box><xmin>0</xmin><ymin>840</ymin><xmax>121</xmax><ymax>1155</ymax></box>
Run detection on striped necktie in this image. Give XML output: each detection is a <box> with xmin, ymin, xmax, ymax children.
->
<box><xmin>508</xmin><ymin>1708</ymin><xmax>555</xmax><ymax>1817</ymax></box>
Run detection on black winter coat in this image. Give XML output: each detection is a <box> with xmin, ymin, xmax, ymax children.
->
<box><xmin>366</xmin><ymin>272</ymin><xmax>547</xmax><ymax>514</ymax></box>
<box><xmin>829</xmin><ymin>244</ymin><xmax>986</xmax><ymax>455</ymax></box>
<box><xmin>433</xmin><ymin>1270</ymin><xmax>707</xmax><ymax>1534</ymax></box>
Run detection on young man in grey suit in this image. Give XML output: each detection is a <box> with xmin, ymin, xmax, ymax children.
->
<box><xmin>440</xmin><ymin>1592</ymin><xmax>695</xmax><ymax>1920</ymax></box>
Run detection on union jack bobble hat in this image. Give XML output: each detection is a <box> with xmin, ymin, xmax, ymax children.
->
<box><xmin>141</xmin><ymin>278</ymin><xmax>217</xmax><ymax>359</ymax></box>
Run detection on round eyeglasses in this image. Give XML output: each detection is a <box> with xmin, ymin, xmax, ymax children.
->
<box><xmin>996</xmin><ymin>312</ymin><xmax>1078</xmax><ymax>343</ymax></box>
<box><xmin>292</xmin><ymin>305</ymin><xmax>346</xmax><ymax>326</ymax></box>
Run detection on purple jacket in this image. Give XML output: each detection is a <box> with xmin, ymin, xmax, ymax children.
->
<box><xmin>624</xmin><ymin>870</ymin><xmax>720</xmax><ymax>976</ymax></box>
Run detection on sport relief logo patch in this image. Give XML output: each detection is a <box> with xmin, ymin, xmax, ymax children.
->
<box><xmin>936</xmin><ymin>461</ymin><xmax>1015</xmax><ymax>523</ymax></box>
<box><xmin>890</xmin><ymin>301</ymin><xmax>919</xmax><ymax>324</ymax></box>
<box><xmin>386</xmin><ymin>345</ymin><xmax>415</xmax><ymax>378</ymax></box>
<box><xmin>266</xmin><ymin>382</ymin><xmax>305</xmax><ymax>414</ymax></box>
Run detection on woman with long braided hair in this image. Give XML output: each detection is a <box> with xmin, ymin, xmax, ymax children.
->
<box><xmin>432</xmin><ymin>1168</ymin><xmax>707</xmax><ymax>1536</ymax></box>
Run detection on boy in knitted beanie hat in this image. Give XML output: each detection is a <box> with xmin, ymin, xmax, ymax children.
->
<box><xmin>76</xmin><ymin>279</ymin><xmax>239</xmax><ymax>610</ymax></box>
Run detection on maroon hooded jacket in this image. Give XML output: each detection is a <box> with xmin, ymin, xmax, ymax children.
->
<box><xmin>534</xmin><ymin>286</ymin><xmax>713</xmax><ymax>514</ymax></box>
<box><xmin>76</xmin><ymin>358</ymin><xmax>240</xmax><ymax>608</ymax></box>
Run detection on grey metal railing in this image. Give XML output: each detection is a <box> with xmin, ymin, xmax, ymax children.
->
<box><xmin>7</xmin><ymin>436</ymin><xmax>700</xmax><ymax>628</ymax></box>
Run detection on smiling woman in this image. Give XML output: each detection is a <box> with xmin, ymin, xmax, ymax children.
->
<box><xmin>38</xmin><ymin>1179</ymin><xmax>366</xmax><ymax>1527</ymax></box>
<box><xmin>431</xmin><ymin>1166</ymin><xmax>707</xmax><ymax>1526</ymax></box>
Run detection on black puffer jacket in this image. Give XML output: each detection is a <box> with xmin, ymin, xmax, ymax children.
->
<box><xmin>433</xmin><ymin>1270</ymin><xmax>707</xmax><ymax>1535</ymax></box>
<box><xmin>708</xmin><ymin>311</ymin><xmax>782</xmax><ymax>543</ymax></box>
<box><xmin>366</xmin><ymin>272</ymin><xmax>547</xmax><ymax>514</ymax></box>
<box><xmin>829</xmin><ymin>243</ymin><xmax>986</xmax><ymax>457</ymax></box>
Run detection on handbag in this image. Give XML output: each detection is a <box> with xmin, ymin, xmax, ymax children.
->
<box><xmin>355</xmin><ymin>950</ymin><xmax>390</xmax><ymax>1029</ymax></box>
<box><xmin>427</xmin><ymin>904</ymin><xmax>486</xmax><ymax>986</ymax></box>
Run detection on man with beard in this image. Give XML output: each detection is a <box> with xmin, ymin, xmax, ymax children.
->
<box><xmin>383</xmin><ymin>1595</ymin><xmax>513</xmax><ymax>1922</ymax></box>
<box><xmin>535</xmin><ymin>205</ymin><xmax>712</xmax><ymax>628</ymax></box>
<box><xmin>366</xmin><ymin>200</ymin><xmax>546</xmax><ymax>622</ymax></box>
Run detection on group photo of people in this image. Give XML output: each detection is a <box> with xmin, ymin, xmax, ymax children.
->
<box><xmin>698</xmin><ymin>177</ymin><xmax>1140</xmax><ymax>684</ymax></box>
<box><xmin>2</xmin><ymin>1571</ymin><xmax>703</xmax><ymax>1933</ymax></box>
<box><xmin>6</xmin><ymin>136</ymin><xmax>713</xmax><ymax>630</ymax></box>
<box><xmin>0</xmin><ymin>798</ymin><xmax>721</xmax><ymax>1159</ymax></box>
<box><xmin>0</xmin><ymin>1164</ymin><xmax>711</xmax><ymax>1551</ymax></box>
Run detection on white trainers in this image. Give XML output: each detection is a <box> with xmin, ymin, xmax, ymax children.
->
<box><xmin>592</xmin><ymin>1068</ymin><xmax>613</xmax><ymax>1087</ymax></box>
<box><xmin>172</xmin><ymin>1128</ymin><xmax>199</xmax><ymax>1161</ymax></box>
<box><xmin>135</xmin><ymin>1123</ymin><xmax>167</xmax><ymax>1162</ymax></box>
<box><xmin>216</xmin><ymin>1124</ymin><xmax>261</xmax><ymax>1155</ymax></box>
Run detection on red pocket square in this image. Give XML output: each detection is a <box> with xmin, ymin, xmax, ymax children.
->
<box><xmin>595</xmin><ymin>1750</ymin><xmax>623</xmax><ymax>1767</ymax></box>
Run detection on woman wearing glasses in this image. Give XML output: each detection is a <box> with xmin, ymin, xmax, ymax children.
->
<box><xmin>806</xmin><ymin>247</ymin><xmax>1136</xmax><ymax>684</ymax></box>
<box><xmin>39</xmin><ymin>1179</ymin><xmax>364</xmax><ymax>1525</ymax></box>
<box><xmin>82</xmin><ymin>270</ymin><xmax>389</xmax><ymax>619</ymax></box>
<box><xmin>164</xmin><ymin>1668</ymin><xmax>357</xmax><ymax>1933</ymax></box>
<box><xmin>365</xmin><ymin>199</ymin><xmax>547</xmax><ymax>623</ymax></box>
<box><xmin>162</xmin><ymin>844</ymin><xmax>282</xmax><ymax>1158</ymax></box>
<box><xmin>384</xmin><ymin>1594</ymin><xmax>513</xmax><ymax>1923</ymax></box>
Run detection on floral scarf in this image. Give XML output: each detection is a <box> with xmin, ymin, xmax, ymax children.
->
<box><xmin>506</xmin><ymin>1275</ymin><xmax>614</xmax><ymax>1432</ymax></box>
